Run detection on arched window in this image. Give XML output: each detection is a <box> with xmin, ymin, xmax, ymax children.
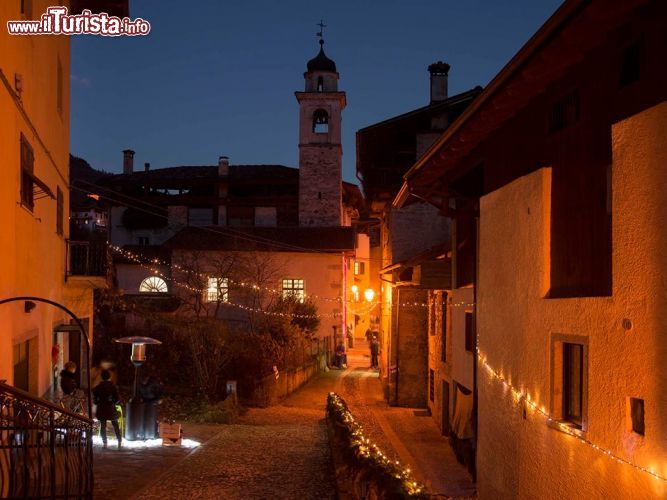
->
<box><xmin>313</xmin><ymin>109</ymin><xmax>329</xmax><ymax>134</ymax></box>
<box><xmin>317</xmin><ymin>76</ymin><xmax>324</xmax><ymax>92</ymax></box>
<box><xmin>139</xmin><ymin>276</ymin><xmax>168</xmax><ymax>293</ymax></box>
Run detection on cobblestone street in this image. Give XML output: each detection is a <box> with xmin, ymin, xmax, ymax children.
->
<box><xmin>93</xmin><ymin>342</ymin><xmax>474</xmax><ymax>499</ymax></box>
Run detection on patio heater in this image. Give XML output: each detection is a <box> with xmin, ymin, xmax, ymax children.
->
<box><xmin>114</xmin><ymin>336</ymin><xmax>162</xmax><ymax>440</ymax></box>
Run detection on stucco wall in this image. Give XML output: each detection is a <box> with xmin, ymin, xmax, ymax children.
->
<box><xmin>477</xmin><ymin>101</ymin><xmax>667</xmax><ymax>499</ymax></box>
<box><xmin>0</xmin><ymin>1</ymin><xmax>97</xmax><ymax>397</ymax></box>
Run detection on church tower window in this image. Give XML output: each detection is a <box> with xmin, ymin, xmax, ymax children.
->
<box><xmin>313</xmin><ymin>109</ymin><xmax>329</xmax><ymax>134</ymax></box>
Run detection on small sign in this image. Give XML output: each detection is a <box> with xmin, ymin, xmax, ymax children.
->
<box><xmin>159</xmin><ymin>422</ymin><xmax>182</xmax><ymax>446</ymax></box>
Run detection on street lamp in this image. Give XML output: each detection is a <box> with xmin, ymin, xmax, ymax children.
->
<box><xmin>364</xmin><ymin>288</ymin><xmax>375</xmax><ymax>302</ymax></box>
<box><xmin>114</xmin><ymin>336</ymin><xmax>162</xmax><ymax>440</ymax></box>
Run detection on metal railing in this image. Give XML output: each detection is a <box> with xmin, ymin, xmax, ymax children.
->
<box><xmin>66</xmin><ymin>240</ymin><xmax>107</xmax><ymax>278</ymax></box>
<box><xmin>0</xmin><ymin>381</ymin><xmax>93</xmax><ymax>498</ymax></box>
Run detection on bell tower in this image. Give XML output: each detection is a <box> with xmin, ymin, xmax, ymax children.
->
<box><xmin>295</xmin><ymin>29</ymin><xmax>346</xmax><ymax>227</ymax></box>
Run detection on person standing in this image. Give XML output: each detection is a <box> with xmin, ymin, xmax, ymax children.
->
<box><xmin>138</xmin><ymin>373</ymin><xmax>164</xmax><ymax>439</ymax></box>
<box><xmin>60</xmin><ymin>361</ymin><xmax>78</xmax><ymax>395</ymax></box>
<box><xmin>93</xmin><ymin>369</ymin><xmax>122</xmax><ymax>449</ymax></box>
<box><xmin>370</xmin><ymin>335</ymin><xmax>379</xmax><ymax>369</ymax></box>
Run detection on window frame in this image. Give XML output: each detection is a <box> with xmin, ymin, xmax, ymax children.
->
<box><xmin>205</xmin><ymin>276</ymin><xmax>229</xmax><ymax>303</ymax></box>
<box><xmin>282</xmin><ymin>278</ymin><xmax>305</xmax><ymax>302</ymax></box>
<box><xmin>20</xmin><ymin>133</ymin><xmax>35</xmax><ymax>211</ymax></box>
<box><xmin>56</xmin><ymin>186</ymin><xmax>63</xmax><ymax>236</ymax></box>
<box><xmin>550</xmin><ymin>334</ymin><xmax>588</xmax><ymax>431</ymax></box>
<box><xmin>139</xmin><ymin>276</ymin><xmax>169</xmax><ymax>294</ymax></box>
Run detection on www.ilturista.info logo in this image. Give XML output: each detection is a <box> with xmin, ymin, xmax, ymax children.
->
<box><xmin>7</xmin><ymin>6</ymin><xmax>150</xmax><ymax>36</ymax></box>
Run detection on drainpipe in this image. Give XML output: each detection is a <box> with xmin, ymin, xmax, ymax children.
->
<box><xmin>395</xmin><ymin>287</ymin><xmax>400</xmax><ymax>405</ymax></box>
<box><xmin>342</xmin><ymin>253</ymin><xmax>348</xmax><ymax>344</ymax></box>
<box><xmin>472</xmin><ymin>216</ymin><xmax>480</xmax><ymax>482</ymax></box>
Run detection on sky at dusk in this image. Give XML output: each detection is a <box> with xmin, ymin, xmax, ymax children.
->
<box><xmin>70</xmin><ymin>0</ymin><xmax>562</xmax><ymax>182</ymax></box>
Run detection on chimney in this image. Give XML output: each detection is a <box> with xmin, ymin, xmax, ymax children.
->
<box><xmin>218</xmin><ymin>156</ymin><xmax>229</xmax><ymax>176</ymax></box>
<box><xmin>144</xmin><ymin>162</ymin><xmax>150</xmax><ymax>172</ymax></box>
<box><xmin>122</xmin><ymin>149</ymin><xmax>135</xmax><ymax>174</ymax></box>
<box><xmin>428</xmin><ymin>61</ymin><xmax>450</xmax><ymax>103</ymax></box>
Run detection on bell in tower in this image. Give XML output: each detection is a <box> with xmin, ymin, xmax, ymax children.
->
<box><xmin>295</xmin><ymin>26</ymin><xmax>346</xmax><ymax>227</ymax></box>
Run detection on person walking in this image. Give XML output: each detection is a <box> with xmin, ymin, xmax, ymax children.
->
<box><xmin>370</xmin><ymin>335</ymin><xmax>380</xmax><ymax>369</ymax></box>
<box><xmin>365</xmin><ymin>328</ymin><xmax>373</xmax><ymax>343</ymax></box>
<box><xmin>93</xmin><ymin>369</ymin><xmax>122</xmax><ymax>449</ymax></box>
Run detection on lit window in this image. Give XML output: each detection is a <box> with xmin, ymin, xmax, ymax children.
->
<box><xmin>354</xmin><ymin>261</ymin><xmax>365</xmax><ymax>275</ymax></box>
<box><xmin>282</xmin><ymin>278</ymin><xmax>305</xmax><ymax>302</ymax></box>
<box><xmin>139</xmin><ymin>276</ymin><xmax>168</xmax><ymax>293</ymax></box>
<box><xmin>205</xmin><ymin>277</ymin><xmax>229</xmax><ymax>303</ymax></box>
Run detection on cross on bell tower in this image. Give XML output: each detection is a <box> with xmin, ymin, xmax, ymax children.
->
<box><xmin>295</xmin><ymin>23</ymin><xmax>346</xmax><ymax>227</ymax></box>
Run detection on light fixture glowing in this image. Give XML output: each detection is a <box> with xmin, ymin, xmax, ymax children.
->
<box><xmin>92</xmin><ymin>435</ymin><xmax>200</xmax><ymax>449</ymax></box>
<box><xmin>364</xmin><ymin>288</ymin><xmax>375</xmax><ymax>302</ymax></box>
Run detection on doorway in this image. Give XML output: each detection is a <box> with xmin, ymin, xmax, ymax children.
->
<box><xmin>442</xmin><ymin>380</ymin><xmax>451</xmax><ymax>436</ymax></box>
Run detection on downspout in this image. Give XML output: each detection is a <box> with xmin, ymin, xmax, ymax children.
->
<box><xmin>342</xmin><ymin>253</ymin><xmax>348</xmax><ymax>343</ymax></box>
<box><xmin>472</xmin><ymin>215</ymin><xmax>480</xmax><ymax>482</ymax></box>
<box><xmin>395</xmin><ymin>287</ymin><xmax>400</xmax><ymax>405</ymax></box>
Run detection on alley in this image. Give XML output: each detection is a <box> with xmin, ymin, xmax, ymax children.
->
<box><xmin>93</xmin><ymin>342</ymin><xmax>475</xmax><ymax>499</ymax></box>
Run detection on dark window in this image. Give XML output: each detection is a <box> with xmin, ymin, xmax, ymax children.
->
<box><xmin>138</xmin><ymin>236</ymin><xmax>149</xmax><ymax>246</ymax></box>
<box><xmin>464</xmin><ymin>311</ymin><xmax>474</xmax><ymax>353</ymax></box>
<box><xmin>563</xmin><ymin>343</ymin><xmax>584</xmax><ymax>427</ymax></box>
<box><xmin>620</xmin><ymin>43</ymin><xmax>641</xmax><ymax>87</ymax></box>
<box><xmin>57</xmin><ymin>56</ymin><xmax>63</xmax><ymax>116</ymax></box>
<box><xmin>317</xmin><ymin>76</ymin><xmax>324</xmax><ymax>92</ymax></box>
<box><xmin>630</xmin><ymin>398</ymin><xmax>645</xmax><ymax>436</ymax></box>
<box><xmin>549</xmin><ymin>90</ymin><xmax>580</xmax><ymax>133</ymax></box>
<box><xmin>20</xmin><ymin>133</ymin><xmax>34</xmax><ymax>211</ymax></box>
<box><xmin>227</xmin><ymin>206</ymin><xmax>255</xmax><ymax>227</ymax></box>
<box><xmin>313</xmin><ymin>109</ymin><xmax>329</xmax><ymax>134</ymax></box>
<box><xmin>441</xmin><ymin>300</ymin><xmax>447</xmax><ymax>362</ymax></box>
<box><xmin>56</xmin><ymin>186</ymin><xmax>63</xmax><ymax>235</ymax></box>
<box><xmin>429</xmin><ymin>369</ymin><xmax>435</xmax><ymax>402</ymax></box>
<box><xmin>13</xmin><ymin>340</ymin><xmax>30</xmax><ymax>392</ymax></box>
<box><xmin>454</xmin><ymin>216</ymin><xmax>476</xmax><ymax>287</ymax></box>
<box><xmin>21</xmin><ymin>0</ymin><xmax>33</xmax><ymax>18</ymax></box>
<box><xmin>550</xmin><ymin>129</ymin><xmax>612</xmax><ymax>297</ymax></box>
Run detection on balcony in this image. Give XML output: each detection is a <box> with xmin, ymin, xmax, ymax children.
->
<box><xmin>66</xmin><ymin>240</ymin><xmax>108</xmax><ymax>284</ymax></box>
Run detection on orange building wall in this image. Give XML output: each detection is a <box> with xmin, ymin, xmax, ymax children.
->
<box><xmin>477</xmin><ymin>101</ymin><xmax>667</xmax><ymax>498</ymax></box>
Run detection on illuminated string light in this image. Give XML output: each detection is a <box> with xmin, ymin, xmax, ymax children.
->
<box><xmin>327</xmin><ymin>392</ymin><xmax>430</xmax><ymax>498</ymax></box>
<box><xmin>479</xmin><ymin>352</ymin><xmax>667</xmax><ymax>484</ymax></box>
<box><xmin>111</xmin><ymin>242</ymin><xmax>473</xmax><ymax>309</ymax></box>
<box><xmin>110</xmin><ymin>246</ymin><xmax>339</xmax><ymax>319</ymax></box>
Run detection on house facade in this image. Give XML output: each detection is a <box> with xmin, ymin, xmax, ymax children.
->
<box><xmin>357</xmin><ymin>66</ymin><xmax>480</xmax><ymax>407</ymax></box>
<box><xmin>398</xmin><ymin>0</ymin><xmax>667</xmax><ymax>496</ymax></box>
<box><xmin>101</xmin><ymin>38</ymin><xmax>365</xmax><ymax>352</ymax></box>
<box><xmin>0</xmin><ymin>1</ymin><xmax>115</xmax><ymax>398</ymax></box>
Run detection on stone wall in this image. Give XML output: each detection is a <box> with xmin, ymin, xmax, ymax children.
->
<box><xmin>392</xmin><ymin>287</ymin><xmax>428</xmax><ymax>407</ymax></box>
<box><xmin>298</xmin><ymin>144</ymin><xmax>342</xmax><ymax>227</ymax></box>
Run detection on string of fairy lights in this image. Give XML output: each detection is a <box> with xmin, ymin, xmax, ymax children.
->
<box><xmin>107</xmin><ymin>245</ymin><xmax>665</xmax><ymax>482</ymax></box>
<box><xmin>327</xmin><ymin>392</ymin><xmax>427</xmax><ymax>498</ymax></box>
<box><xmin>109</xmin><ymin>244</ymin><xmax>475</xmax><ymax>310</ymax></box>
<box><xmin>110</xmin><ymin>244</ymin><xmax>341</xmax><ymax>319</ymax></box>
<box><xmin>478</xmin><ymin>352</ymin><xmax>667</xmax><ymax>483</ymax></box>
